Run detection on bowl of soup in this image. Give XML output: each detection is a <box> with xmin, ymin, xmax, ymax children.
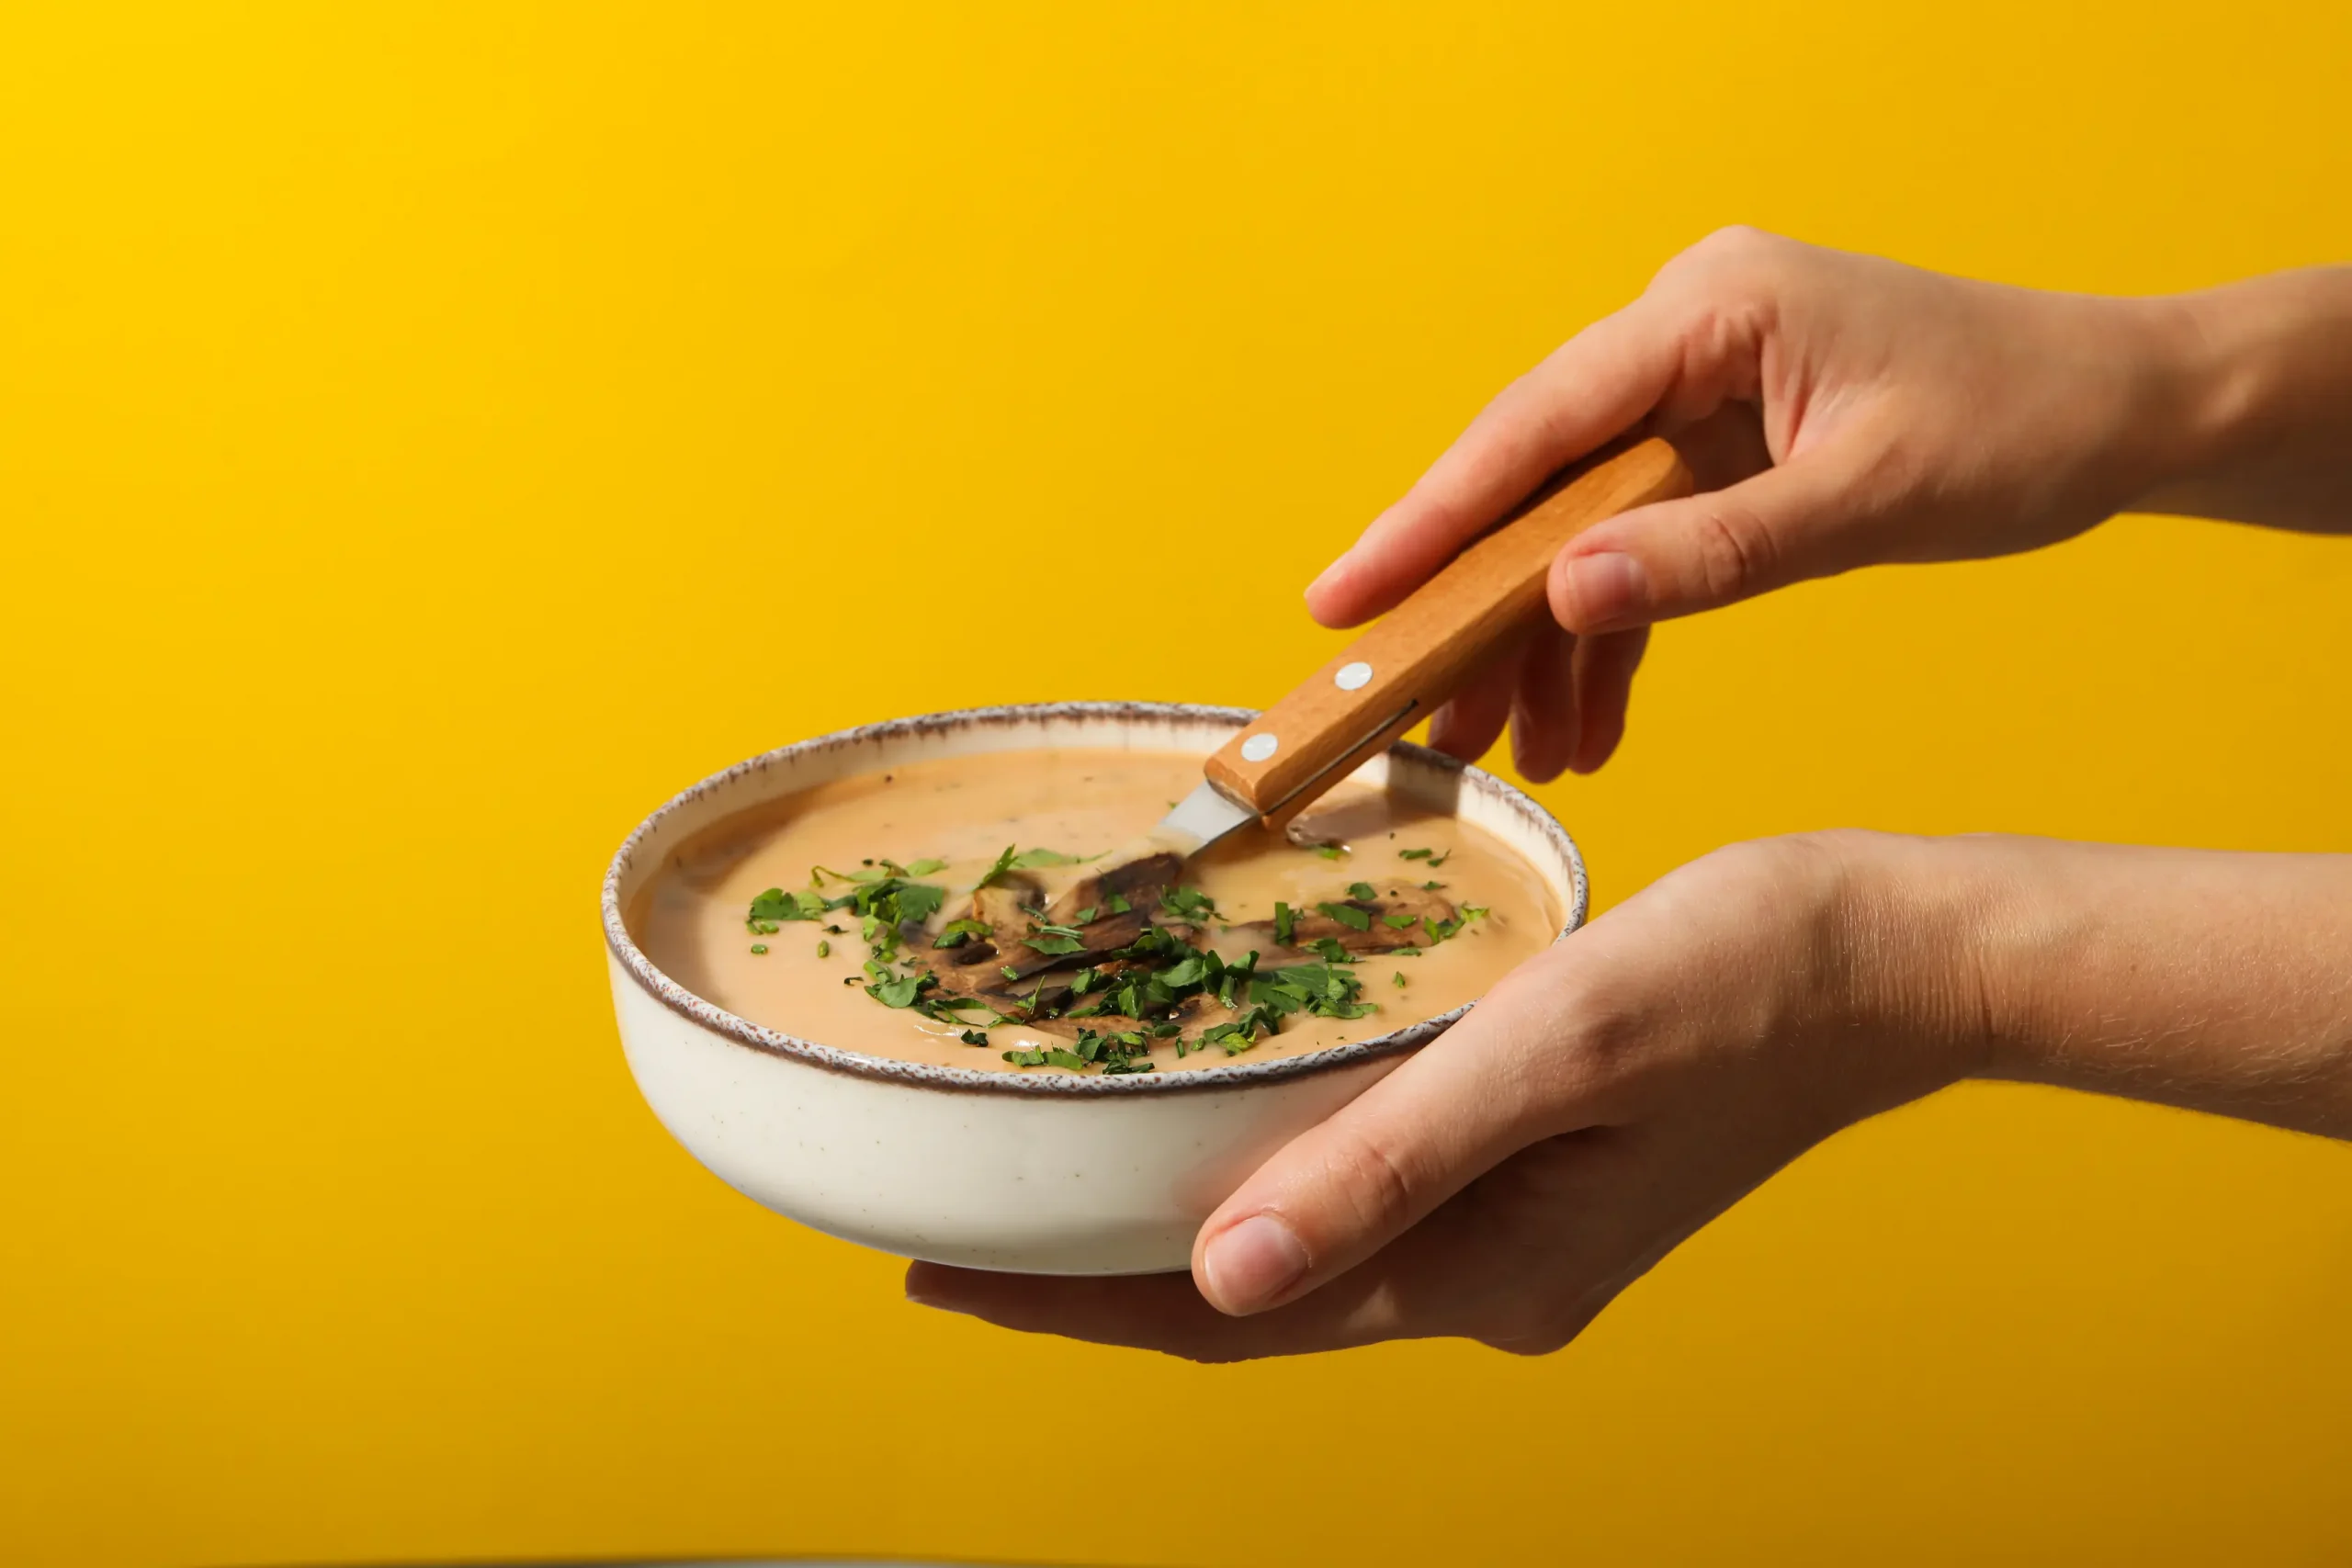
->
<box><xmin>603</xmin><ymin>702</ymin><xmax>1587</xmax><ymax>1274</ymax></box>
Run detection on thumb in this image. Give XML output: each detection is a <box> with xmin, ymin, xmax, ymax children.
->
<box><xmin>1190</xmin><ymin>961</ymin><xmax>1575</xmax><ymax>1316</ymax></box>
<box><xmin>1547</xmin><ymin>437</ymin><xmax>1880</xmax><ymax>635</ymax></box>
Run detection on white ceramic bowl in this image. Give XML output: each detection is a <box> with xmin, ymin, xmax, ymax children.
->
<box><xmin>603</xmin><ymin>703</ymin><xmax>1589</xmax><ymax>1275</ymax></box>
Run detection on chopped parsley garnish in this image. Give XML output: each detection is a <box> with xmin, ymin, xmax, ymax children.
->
<box><xmin>1159</xmin><ymin>886</ymin><xmax>1217</xmax><ymax>922</ymax></box>
<box><xmin>935</xmin><ymin>918</ymin><xmax>990</xmax><ymax>948</ymax></box>
<box><xmin>796</xmin><ymin>845</ymin><xmax>1456</xmax><ymax>1075</ymax></box>
<box><xmin>866</xmin><ymin>972</ymin><xmax>932</xmax><ymax>1009</ymax></box>
<box><xmin>747</xmin><ymin>886</ymin><xmax>827</xmax><ymax>926</ymax></box>
<box><xmin>1313</xmin><ymin>844</ymin><xmax>1345</xmax><ymax>860</ymax></box>
<box><xmin>1316</xmin><ymin>899</ymin><xmax>1373</xmax><ymax>932</ymax></box>
<box><xmin>977</xmin><ymin>844</ymin><xmax>1091</xmax><ymax>889</ymax></box>
<box><xmin>1023</xmin><ymin>922</ymin><xmax>1088</xmax><ymax>956</ymax></box>
<box><xmin>1423</xmin><ymin>905</ymin><xmax>1489</xmax><ymax>942</ymax></box>
<box><xmin>749</xmin><ymin>943</ymin><xmax>768</xmax><ymax>955</ymax></box>
<box><xmin>1398</xmin><ymin>847</ymin><xmax>1452</xmax><ymax>866</ymax></box>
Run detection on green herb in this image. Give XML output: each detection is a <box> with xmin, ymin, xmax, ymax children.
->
<box><xmin>1072</xmin><ymin>906</ymin><xmax>1100</xmax><ymax>926</ymax></box>
<box><xmin>1422</xmin><ymin>905</ymin><xmax>1490</xmax><ymax>943</ymax></box>
<box><xmin>1348</xmin><ymin>881</ymin><xmax>1376</xmax><ymax>901</ymax></box>
<box><xmin>1382</xmin><ymin>912</ymin><xmax>1419</xmax><ymax>930</ymax></box>
<box><xmin>1157</xmin><ymin>953</ymin><xmax>1209</xmax><ymax>987</ymax></box>
<box><xmin>1311</xmin><ymin>935</ymin><xmax>1354</xmax><ymax>964</ymax></box>
<box><xmin>975</xmin><ymin>843</ymin><xmax>1091</xmax><ymax>890</ymax></box>
<box><xmin>1273</xmin><ymin>900</ymin><xmax>1295</xmax><ymax>946</ymax></box>
<box><xmin>1107</xmin><ymin>892</ymin><xmax>1131</xmax><ymax>914</ymax></box>
<box><xmin>935</xmin><ymin>918</ymin><xmax>990</xmax><ymax>948</ymax></box>
<box><xmin>959</xmin><ymin>1029</ymin><xmax>989</xmax><ymax>1046</ymax></box>
<box><xmin>1392</xmin><ymin>970</ymin><xmax>1408</xmax><ymax>988</ymax></box>
<box><xmin>1421</xmin><ymin>880</ymin><xmax>1443</xmax><ymax>892</ymax></box>
<box><xmin>815</xmin><ymin>940</ymin><xmax>830</xmax><ymax>957</ymax></box>
<box><xmin>1001</xmin><ymin>964</ymin><xmax>1021</xmax><ymax>980</ymax></box>
<box><xmin>1317</xmin><ymin>900</ymin><xmax>1373</xmax><ymax>932</ymax></box>
<box><xmin>1023</xmin><ymin>922</ymin><xmax>1088</xmax><ymax>956</ymax></box>
<box><xmin>747</xmin><ymin>886</ymin><xmax>827</xmax><ymax>924</ymax></box>
<box><xmin>904</xmin><ymin>858</ymin><xmax>949</xmax><ymax>875</ymax></box>
<box><xmin>1001</xmin><ymin>1047</ymin><xmax>1048</xmax><ymax>1066</ymax></box>
<box><xmin>1159</xmin><ymin>886</ymin><xmax>1217</xmax><ymax>923</ymax></box>
<box><xmin>783</xmin><ymin>873</ymin><xmax>951</xmax><ymax>964</ymax></box>
<box><xmin>1248</xmin><ymin>960</ymin><xmax>1377</xmax><ymax>1021</ymax></box>
<box><xmin>1314</xmin><ymin>844</ymin><xmax>1345</xmax><ymax>860</ymax></box>
<box><xmin>750</xmin><ymin>943</ymin><xmax>769</xmax><ymax>955</ymax></box>
<box><xmin>865</xmin><ymin>972</ymin><xmax>932</xmax><ymax>1009</ymax></box>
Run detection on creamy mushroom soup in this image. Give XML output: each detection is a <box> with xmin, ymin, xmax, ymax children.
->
<box><xmin>631</xmin><ymin>750</ymin><xmax>1559</xmax><ymax>1076</ymax></box>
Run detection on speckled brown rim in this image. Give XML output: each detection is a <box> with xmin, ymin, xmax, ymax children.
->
<box><xmin>602</xmin><ymin>702</ymin><xmax>1589</xmax><ymax>1097</ymax></box>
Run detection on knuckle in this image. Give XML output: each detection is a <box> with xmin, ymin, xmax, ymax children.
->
<box><xmin>1694</xmin><ymin>221</ymin><xmax>1770</xmax><ymax>260</ymax></box>
<box><xmin>1655</xmin><ymin>223</ymin><xmax>1777</xmax><ymax>290</ymax></box>
<box><xmin>1684</xmin><ymin>496</ymin><xmax>1781</xmax><ymax>603</ymax></box>
<box><xmin>1315</xmin><ymin>1122</ymin><xmax>1422</xmax><ymax>1240</ymax></box>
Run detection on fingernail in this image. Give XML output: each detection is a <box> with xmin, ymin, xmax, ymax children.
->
<box><xmin>1560</xmin><ymin>551</ymin><xmax>1647</xmax><ymax>629</ymax></box>
<box><xmin>1202</xmin><ymin>1213</ymin><xmax>1309</xmax><ymax>1314</ymax></box>
<box><xmin>1306</xmin><ymin>556</ymin><xmax>1350</xmax><ymax>602</ymax></box>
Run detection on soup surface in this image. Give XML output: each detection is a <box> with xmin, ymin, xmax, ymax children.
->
<box><xmin>631</xmin><ymin>749</ymin><xmax>1559</xmax><ymax>1075</ymax></box>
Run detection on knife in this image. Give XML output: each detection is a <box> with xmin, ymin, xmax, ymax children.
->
<box><xmin>1150</xmin><ymin>435</ymin><xmax>1696</xmax><ymax>857</ymax></box>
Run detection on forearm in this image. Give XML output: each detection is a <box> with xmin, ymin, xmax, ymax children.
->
<box><xmin>1930</xmin><ymin>837</ymin><xmax>2352</xmax><ymax>1138</ymax></box>
<box><xmin>2135</xmin><ymin>265</ymin><xmax>2352</xmax><ymax>535</ymax></box>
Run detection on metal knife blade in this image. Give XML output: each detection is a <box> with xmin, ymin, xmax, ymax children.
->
<box><xmin>1149</xmin><ymin>777</ymin><xmax>1260</xmax><ymax>859</ymax></box>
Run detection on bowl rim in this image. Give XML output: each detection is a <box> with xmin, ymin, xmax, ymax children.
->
<box><xmin>603</xmin><ymin>701</ymin><xmax>1589</xmax><ymax>1098</ymax></box>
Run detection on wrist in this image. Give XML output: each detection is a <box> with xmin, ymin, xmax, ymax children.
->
<box><xmin>1804</xmin><ymin>831</ymin><xmax>2002</xmax><ymax>1103</ymax></box>
<box><xmin>2124</xmin><ymin>267</ymin><xmax>2352</xmax><ymax>525</ymax></box>
<box><xmin>2098</xmin><ymin>292</ymin><xmax>2240</xmax><ymax>509</ymax></box>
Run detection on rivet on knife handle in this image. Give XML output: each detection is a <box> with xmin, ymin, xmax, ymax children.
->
<box><xmin>1204</xmin><ymin>435</ymin><xmax>1697</xmax><ymax>824</ymax></box>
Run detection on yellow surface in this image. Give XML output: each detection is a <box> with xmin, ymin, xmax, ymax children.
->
<box><xmin>4</xmin><ymin>3</ymin><xmax>2349</xmax><ymax>1563</ymax></box>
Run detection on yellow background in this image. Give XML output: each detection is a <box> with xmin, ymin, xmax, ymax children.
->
<box><xmin>5</xmin><ymin>3</ymin><xmax>2350</xmax><ymax>1563</ymax></box>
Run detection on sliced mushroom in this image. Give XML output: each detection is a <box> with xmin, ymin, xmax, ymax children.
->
<box><xmin>1227</xmin><ymin>886</ymin><xmax>1454</xmax><ymax>957</ymax></box>
<box><xmin>992</xmin><ymin>906</ymin><xmax>1157</xmax><ymax>982</ymax></box>
<box><xmin>1046</xmin><ymin>852</ymin><xmax>1182</xmax><ymax>926</ymax></box>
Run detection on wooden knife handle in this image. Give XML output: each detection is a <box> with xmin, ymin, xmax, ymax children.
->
<box><xmin>1204</xmin><ymin>435</ymin><xmax>1695</xmax><ymax>821</ymax></box>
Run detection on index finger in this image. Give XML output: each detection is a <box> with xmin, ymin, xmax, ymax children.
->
<box><xmin>1306</xmin><ymin>294</ymin><xmax>1685</xmax><ymax>629</ymax></box>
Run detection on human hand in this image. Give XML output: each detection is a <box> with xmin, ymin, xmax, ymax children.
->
<box><xmin>906</xmin><ymin>830</ymin><xmax>1989</xmax><ymax>1359</ymax></box>
<box><xmin>903</xmin><ymin>832</ymin><xmax>2352</xmax><ymax>1359</ymax></box>
<box><xmin>1317</xmin><ymin>227</ymin><xmax>2207</xmax><ymax>779</ymax></box>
